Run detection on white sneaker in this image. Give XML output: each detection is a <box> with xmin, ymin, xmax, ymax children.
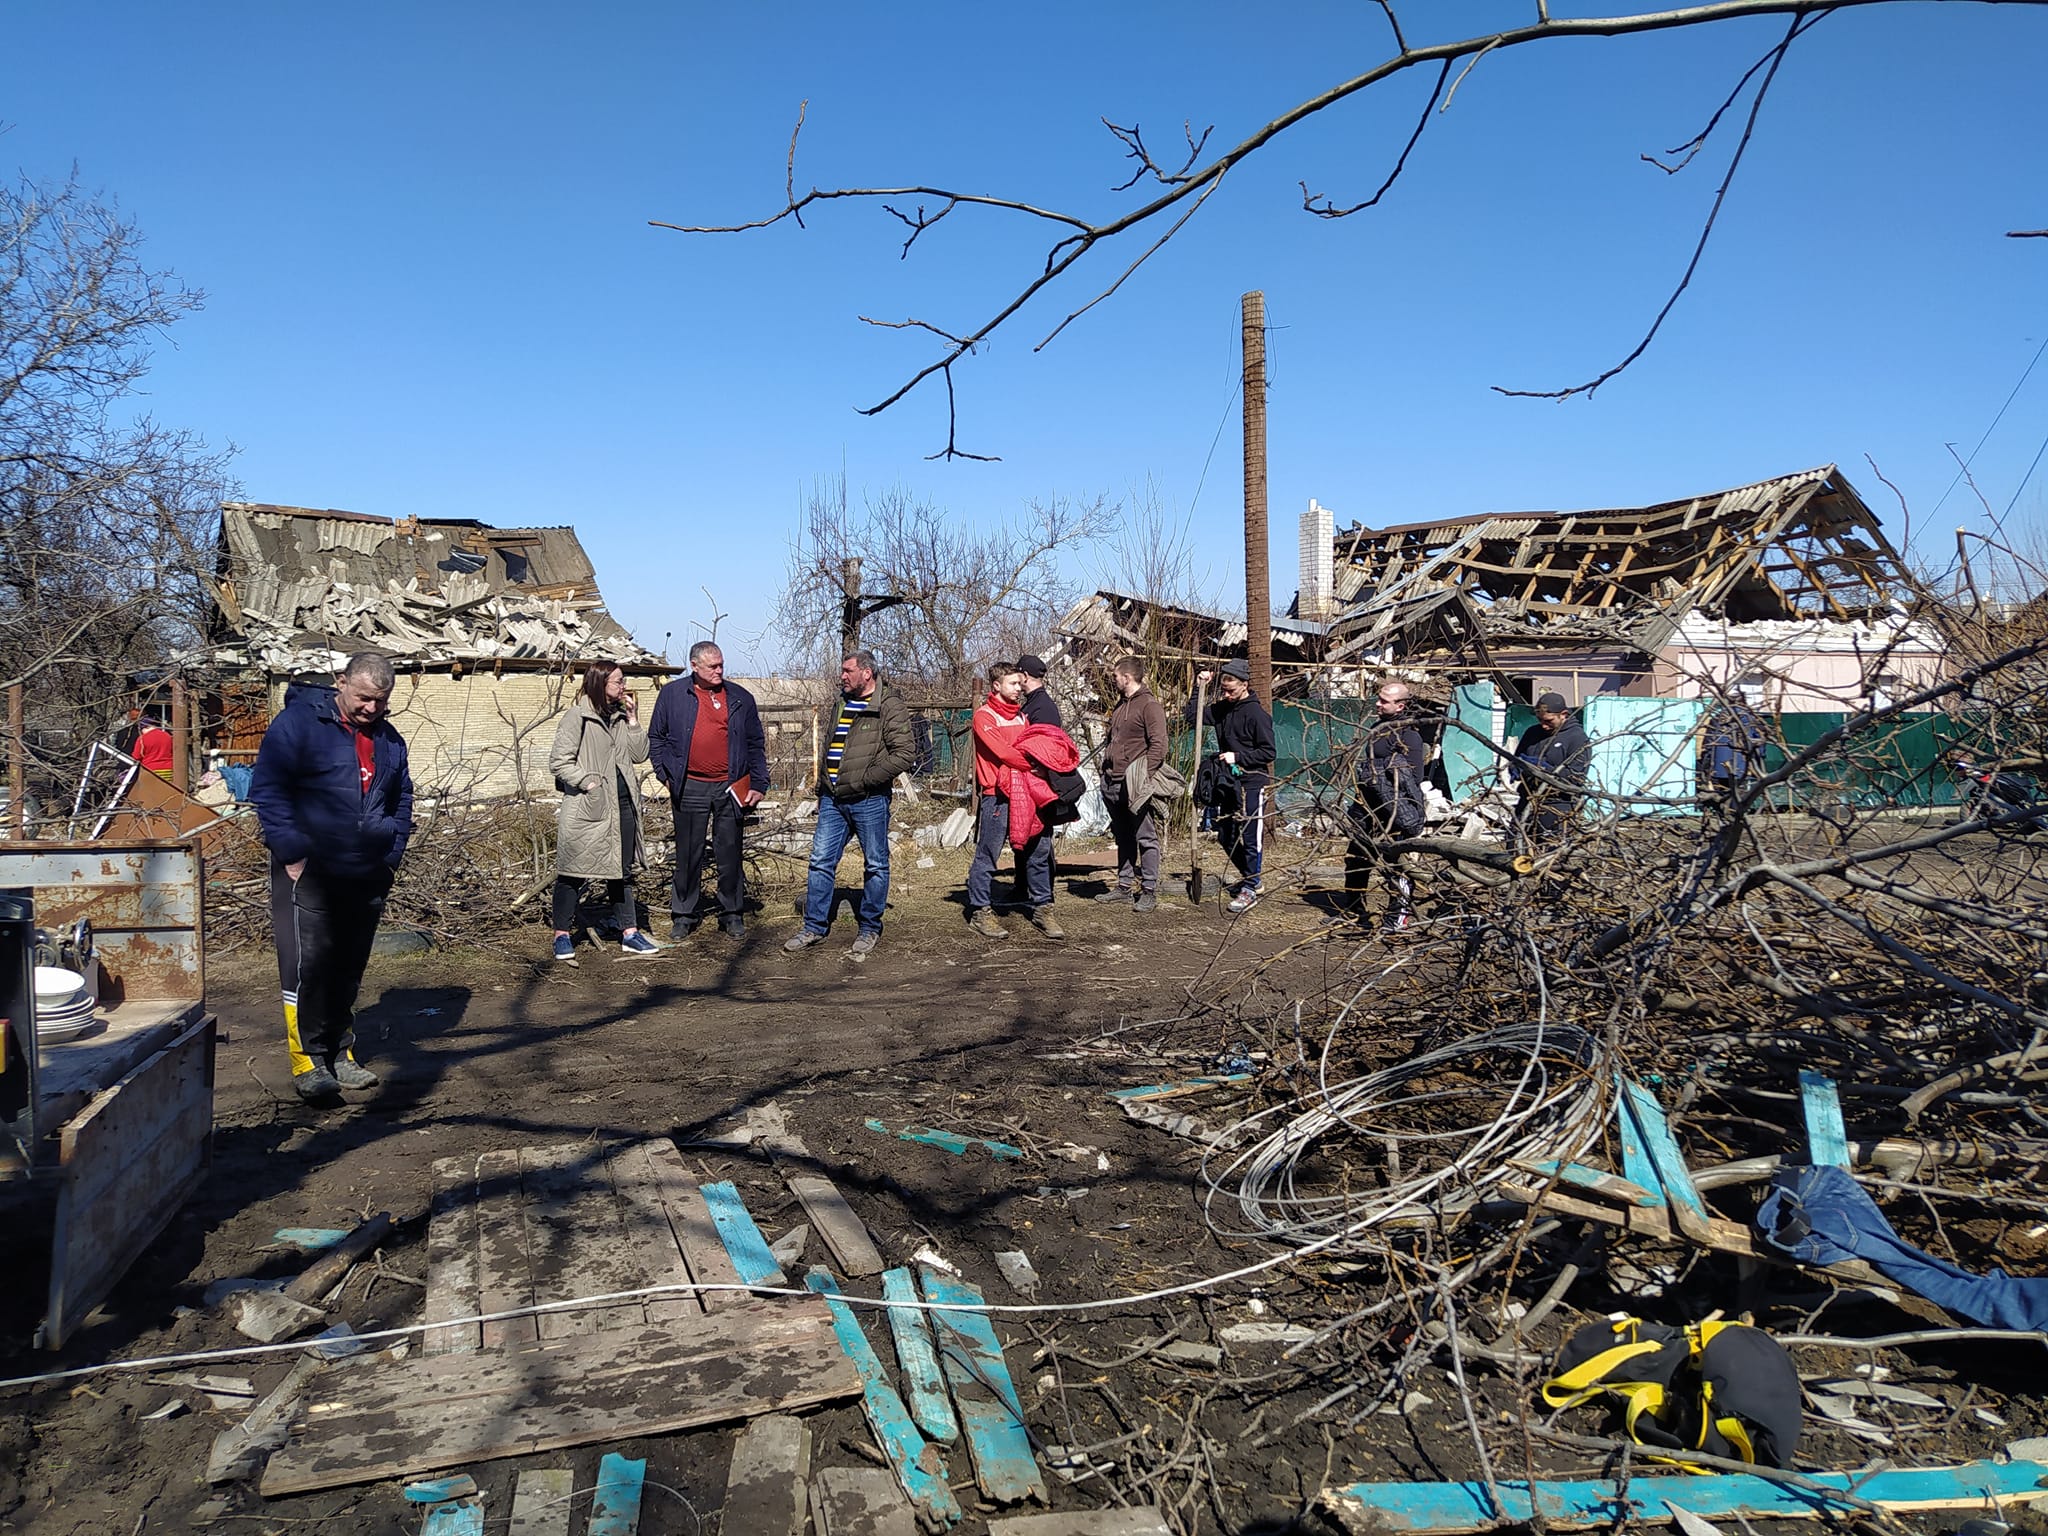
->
<box><xmin>1226</xmin><ymin>886</ymin><xmax>1262</xmax><ymax>914</ymax></box>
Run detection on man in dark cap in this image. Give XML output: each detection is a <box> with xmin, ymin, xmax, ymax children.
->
<box><xmin>1512</xmin><ymin>691</ymin><xmax>1592</xmax><ymax>844</ymax></box>
<box><xmin>1190</xmin><ymin>659</ymin><xmax>1275</xmax><ymax>913</ymax></box>
<box><xmin>1016</xmin><ymin>655</ymin><xmax>1062</xmax><ymax>729</ymax></box>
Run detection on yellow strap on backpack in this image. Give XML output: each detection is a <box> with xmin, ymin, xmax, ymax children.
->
<box><xmin>1539</xmin><ymin>1338</ymin><xmax>1672</xmax><ymax>1410</ymax></box>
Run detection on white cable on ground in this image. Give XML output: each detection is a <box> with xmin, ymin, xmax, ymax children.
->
<box><xmin>1201</xmin><ymin>1010</ymin><xmax>1607</xmax><ymax>1248</ymax></box>
<box><xmin>0</xmin><ymin>1213</ymin><xmax>1407</xmax><ymax>1394</ymax></box>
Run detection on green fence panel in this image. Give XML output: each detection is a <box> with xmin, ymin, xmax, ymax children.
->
<box><xmin>1444</xmin><ymin>683</ymin><xmax>1499</xmax><ymax>801</ymax></box>
<box><xmin>1584</xmin><ymin>696</ymin><xmax>1704</xmax><ymax>816</ymax></box>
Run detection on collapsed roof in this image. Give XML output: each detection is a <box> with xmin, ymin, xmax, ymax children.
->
<box><xmin>1315</xmin><ymin>465</ymin><xmax>1909</xmax><ymax>662</ymax></box>
<box><xmin>211</xmin><ymin>503</ymin><xmax>657</xmax><ymax>672</ymax></box>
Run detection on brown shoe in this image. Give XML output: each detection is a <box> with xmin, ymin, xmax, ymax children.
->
<box><xmin>968</xmin><ymin>908</ymin><xmax>1008</xmax><ymax>940</ymax></box>
<box><xmin>1030</xmin><ymin>906</ymin><xmax>1066</xmax><ymax>941</ymax></box>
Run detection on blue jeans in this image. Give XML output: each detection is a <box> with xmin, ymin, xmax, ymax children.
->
<box><xmin>802</xmin><ymin>793</ymin><xmax>892</xmax><ymax>935</ymax></box>
<box><xmin>965</xmin><ymin>794</ymin><xmax>1052</xmax><ymax>910</ymax></box>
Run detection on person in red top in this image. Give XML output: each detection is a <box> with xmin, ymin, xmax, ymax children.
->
<box><xmin>963</xmin><ymin>662</ymin><xmax>1063</xmax><ymax>941</ymax></box>
<box><xmin>130</xmin><ymin>714</ymin><xmax>175</xmax><ymax>777</ymax></box>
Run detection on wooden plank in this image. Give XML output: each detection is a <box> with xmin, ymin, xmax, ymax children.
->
<box><xmin>423</xmin><ymin>1155</ymin><xmax>482</xmax><ymax>1356</ymax></box>
<box><xmin>919</xmin><ymin>1269</ymin><xmax>1046</xmax><ymax>1505</ymax></box>
<box><xmin>702</xmin><ymin>1181</ymin><xmax>789</xmax><ymax>1287</ymax></box>
<box><xmin>643</xmin><ymin>1148</ymin><xmax>745</xmax><ymax>1311</ymax></box>
<box><xmin>989</xmin><ymin>1510</ymin><xmax>1173</xmax><ymax>1536</ymax></box>
<box><xmin>517</xmin><ymin>1141</ymin><xmax>643</xmax><ymax>1338</ymax></box>
<box><xmin>880</xmin><ymin>1267</ymin><xmax>957</xmax><ymax>1444</ymax></box>
<box><xmin>1506</xmin><ymin>1158</ymin><xmax>1659</xmax><ymax>1207</ymax></box>
<box><xmin>1106</xmin><ymin>1074</ymin><xmax>1254</xmax><ymax>1103</ymax></box>
<box><xmin>260</xmin><ymin>1297</ymin><xmax>859</xmax><ymax>1497</ymax></box>
<box><xmin>1320</xmin><ymin>1460</ymin><xmax>2048</xmax><ymax>1534</ymax></box>
<box><xmin>1799</xmin><ymin>1070</ymin><xmax>1851</xmax><ymax>1167</ymax></box>
<box><xmin>507</xmin><ymin>1468</ymin><xmax>575</xmax><ymax>1536</ymax></box>
<box><xmin>804</xmin><ymin>1268</ymin><xmax>960</xmax><ymax>1527</ymax></box>
<box><xmin>1619</xmin><ymin>1077</ymin><xmax>1714</xmax><ymax>1244</ymax></box>
<box><xmin>811</xmin><ymin>1466</ymin><xmax>918</xmax><ymax>1536</ymax></box>
<box><xmin>43</xmin><ymin>1015</ymin><xmax>214</xmax><ymax>1349</ymax></box>
<box><xmin>605</xmin><ymin>1140</ymin><xmax>706</xmax><ymax>1323</ymax></box>
<box><xmin>588</xmin><ymin>1452</ymin><xmax>646</xmax><ymax>1536</ymax></box>
<box><xmin>473</xmin><ymin>1149</ymin><xmax>537</xmax><ymax>1348</ymax></box>
<box><xmin>723</xmin><ymin>1414</ymin><xmax>813</xmax><ymax>1536</ymax></box>
<box><xmin>787</xmin><ymin>1174</ymin><xmax>885</xmax><ymax>1278</ymax></box>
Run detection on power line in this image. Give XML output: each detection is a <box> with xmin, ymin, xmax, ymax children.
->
<box><xmin>1931</xmin><ymin>330</ymin><xmax>2048</xmax><ymax>521</ymax></box>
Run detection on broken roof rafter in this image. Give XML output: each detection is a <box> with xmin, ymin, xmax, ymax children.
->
<box><xmin>1326</xmin><ymin>467</ymin><xmax>1907</xmax><ymax>658</ymax></box>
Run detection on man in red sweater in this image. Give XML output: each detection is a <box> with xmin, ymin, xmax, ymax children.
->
<box><xmin>964</xmin><ymin>662</ymin><xmax>1062</xmax><ymax>941</ymax></box>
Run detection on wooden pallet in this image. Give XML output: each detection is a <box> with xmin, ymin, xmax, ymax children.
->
<box><xmin>422</xmin><ymin>1137</ymin><xmax>745</xmax><ymax>1355</ymax></box>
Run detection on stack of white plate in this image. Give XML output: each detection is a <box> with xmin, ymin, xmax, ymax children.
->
<box><xmin>33</xmin><ymin>966</ymin><xmax>99</xmax><ymax>1044</ymax></box>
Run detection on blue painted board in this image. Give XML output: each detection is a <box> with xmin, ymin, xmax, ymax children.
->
<box><xmin>1799</xmin><ymin>1070</ymin><xmax>1851</xmax><ymax>1167</ymax></box>
<box><xmin>881</xmin><ymin>1267</ymin><xmax>959</xmax><ymax>1444</ymax></box>
<box><xmin>699</xmin><ymin>1182</ymin><xmax>788</xmax><ymax>1286</ymax></box>
<box><xmin>403</xmin><ymin>1476</ymin><xmax>479</xmax><ymax>1504</ymax></box>
<box><xmin>419</xmin><ymin>1503</ymin><xmax>484</xmax><ymax>1536</ymax></box>
<box><xmin>919</xmin><ymin>1268</ymin><xmax>1045</xmax><ymax>1505</ymax></box>
<box><xmin>1328</xmin><ymin>1460</ymin><xmax>2048</xmax><ymax>1533</ymax></box>
<box><xmin>864</xmin><ymin>1119</ymin><xmax>1023</xmax><ymax>1160</ymax></box>
<box><xmin>587</xmin><ymin>1453</ymin><xmax>645</xmax><ymax>1536</ymax></box>
<box><xmin>805</xmin><ymin>1268</ymin><xmax>961</xmax><ymax>1526</ymax></box>
<box><xmin>1620</xmin><ymin>1076</ymin><xmax>1712</xmax><ymax>1237</ymax></box>
<box><xmin>274</xmin><ymin>1227</ymin><xmax>351</xmax><ymax>1253</ymax></box>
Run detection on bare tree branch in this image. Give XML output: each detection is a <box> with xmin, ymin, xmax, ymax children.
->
<box><xmin>657</xmin><ymin>0</ymin><xmax>2048</xmax><ymax>444</ymax></box>
<box><xmin>1494</xmin><ymin>10</ymin><xmax>1825</xmax><ymax>400</ymax></box>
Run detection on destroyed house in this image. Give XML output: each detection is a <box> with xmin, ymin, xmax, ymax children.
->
<box><xmin>1303</xmin><ymin>465</ymin><xmax>1936</xmax><ymax>708</ymax></box>
<box><xmin>208</xmin><ymin>502</ymin><xmax>664</xmax><ymax>799</ymax></box>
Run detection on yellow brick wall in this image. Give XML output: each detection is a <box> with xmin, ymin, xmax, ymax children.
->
<box><xmin>385</xmin><ymin>671</ymin><xmax>588</xmax><ymax>800</ymax></box>
<box><xmin>261</xmin><ymin>671</ymin><xmax>815</xmax><ymax>803</ymax></box>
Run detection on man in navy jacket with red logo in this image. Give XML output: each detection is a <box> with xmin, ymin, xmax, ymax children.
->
<box><xmin>648</xmin><ymin>642</ymin><xmax>771</xmax><ymax>938</ymax></box>
<box><xmin>250</xmin><ymin>653</ymin><xmax>414</xmax><ymax>1104</ymax></box>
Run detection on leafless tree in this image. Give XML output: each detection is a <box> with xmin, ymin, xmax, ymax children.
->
<box><xmin>0</xmin><ymin>169</ymin><xmax>234</xmax><ymax>794</ymax></box>
<box><xmin>780</xmin><ymin>473</ymin><xmax>1115</xmax><ymax>698</ymax></box>
<box><xmin>658</xmin><ymin>0</ymin><xmax>2048</xmax><ymax>455</ymax></box>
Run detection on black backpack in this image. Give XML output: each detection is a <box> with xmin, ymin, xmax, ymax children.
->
<box><xmin>1542</xmin><ymin>1315</ymin><xmax>1802</xmax><ymax>1471</ymax></box>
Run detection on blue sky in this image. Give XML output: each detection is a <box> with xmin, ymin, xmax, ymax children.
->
<box><xmin>9</xmin><ymin>2</ymin><xmax>2046</xmax><ymax>670</ymax></box>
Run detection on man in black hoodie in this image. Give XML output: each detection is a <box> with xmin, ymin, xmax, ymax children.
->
<box><xmin>1189</xmin><ymin>660</ymin><xmax>1276</xmax><ymax>913</ymax></box>
<box><xmin>1513</xmin><ymin>691</ymin><xmax>1593</xmax><ymax>844</ymax></box>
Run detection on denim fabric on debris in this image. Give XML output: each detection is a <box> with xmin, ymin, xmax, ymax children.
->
<box><xmin>1756</xmin><ymin>1163</ymin><xmax>2048</xmax><ymax>1330</ymax></box>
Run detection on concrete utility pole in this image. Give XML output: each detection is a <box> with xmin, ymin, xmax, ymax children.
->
<box><xmin>1241</xmin><ymin>291</ymin><xmax>1272</xmax><ymax>707</ymax></box>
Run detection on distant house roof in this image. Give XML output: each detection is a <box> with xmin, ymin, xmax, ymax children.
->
<box><xmin>1312</xmin><ymin>465</ymin><xmax>1909</xmax><ymax>662</ymax></box>
<box><xmin>211</xmin><ymin>502</ymin><xmax>658</xmax><ymax>672</ymax></box>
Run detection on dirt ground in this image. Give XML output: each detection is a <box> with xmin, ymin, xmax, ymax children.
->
<box><xmin>3</xmin><ymin>832</ymin><xmax>2045</xmax><ymax>1535</ymax></box>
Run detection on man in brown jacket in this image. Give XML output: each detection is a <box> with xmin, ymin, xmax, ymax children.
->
<box><xmin>784</xmin><ymin>651</ymin><xmax>916</xmax><ymax>960</ymax></box>
<box><xmin>1096</xmin><ymin>655</ymin><xmax>1170</xmax><ymax>911</ymax></box>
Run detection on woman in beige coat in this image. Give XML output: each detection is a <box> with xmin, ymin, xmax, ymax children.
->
<box><xmin>548</xmin><ymin>662</ymin><xmax>658</xmax><ymax>961</ymax></box>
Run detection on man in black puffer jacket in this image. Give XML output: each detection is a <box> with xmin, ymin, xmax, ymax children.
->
<box><xmin>1188</xmin><ymin>660</ymin><xmax>1276</xmax><ymax>914</ymax></box>
<box><xmin>250</xmin><ymin>653</ymin><xmax>414</xmax><ymax>1105</ymax></box>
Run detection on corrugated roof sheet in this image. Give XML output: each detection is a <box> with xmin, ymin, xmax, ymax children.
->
<box><xmin>212</xmin><ymin>502</ymin><xmax>656</xmax><ymax>670</ymax></box>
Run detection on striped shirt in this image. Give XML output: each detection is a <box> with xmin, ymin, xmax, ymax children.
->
<box><xmin>824</xmin><ymin>695</ymin><xmax>871</xmax><ymax>788</ymax></box>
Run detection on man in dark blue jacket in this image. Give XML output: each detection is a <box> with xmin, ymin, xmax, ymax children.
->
<box><xmin>250</xmin><ymin>653</ymin><xmax>414</xmax><ymax>1104</ymax></box>
<box><xmin>648</xmin><ymin>642</ymin><xmax>771</xmax><ymax>938</ymax></box>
